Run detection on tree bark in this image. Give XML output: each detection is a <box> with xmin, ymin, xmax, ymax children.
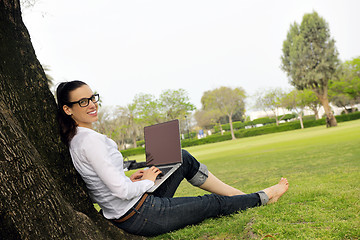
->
<box><xmin>299</xmin><ymin>114</ymin><xmax>304</xmax><ymax>129</ymax></box>
<box><xmin>228</xmin><ymin>114</ymin><xmax>236</xmax><ymax>140</ymax></box>
<box><xmin>314</xmin><ymin>88</ymin><xmax>338</xmax><ymax>127</ymax></box>
<box><xmin>0</xmin><ymin>0</ymin><xmax>142</xmax><ymax>239</ymax></box>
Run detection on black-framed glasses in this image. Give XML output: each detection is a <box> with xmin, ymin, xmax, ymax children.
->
<box><xmin>67</xmin><ymin>94</ymin><xmax>100</xmax><ymax>107</ymax></box>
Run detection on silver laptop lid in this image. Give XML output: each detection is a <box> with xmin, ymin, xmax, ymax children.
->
<box><xmin>144</xmin><ymin>119</ymin><xmax>182</xmax><ymax>166</ymax></box>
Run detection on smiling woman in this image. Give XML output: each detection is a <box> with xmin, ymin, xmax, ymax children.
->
<box><xmin>55</xmin><ymin>80</ymin><xmax>289</xmax><ymax>237</ymax></box>
<box><xmin>62</xmin><ymin>87</ymin><xmax>99</xmax><ymax>128</ymax></box>
<box><xmin>56</xmin><ymin>80</ymin><xmax>99</xmax><ymax>145</ymax></box>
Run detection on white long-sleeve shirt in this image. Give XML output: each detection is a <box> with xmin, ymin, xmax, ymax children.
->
<box><xmin>69</xmin><ymin>127</ymin><xmax>154</xmax><ymax>219</ymax></box>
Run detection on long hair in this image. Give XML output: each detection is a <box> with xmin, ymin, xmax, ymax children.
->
<box><xmin>56</xmin><ymin>80</ymin><xmax>87</xmax><ymax>146</ymax></box>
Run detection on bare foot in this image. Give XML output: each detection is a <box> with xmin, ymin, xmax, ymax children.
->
<box><xmin>262</xmin><ymin>178</ymin><xmax>289</xmax><ymax>204</ymax></box>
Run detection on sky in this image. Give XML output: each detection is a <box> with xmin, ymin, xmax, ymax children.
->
<box><xmin>22</xmin><ymin>0</ymin><xmax>360</xmax><ymax>111</ymax></box>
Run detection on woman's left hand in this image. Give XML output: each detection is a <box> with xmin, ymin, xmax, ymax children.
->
<box><xmin>130</xmin><ymin>170</ymin><xmax>145</xmax><ymax>182</ymax></box>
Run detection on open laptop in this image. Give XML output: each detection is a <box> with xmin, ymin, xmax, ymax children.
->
<box><xmin>144</xmin><ymin>119</ymin><xmax>182</xmax><ymax>193</ymax></box>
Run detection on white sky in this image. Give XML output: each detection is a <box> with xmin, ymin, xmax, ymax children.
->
<box><xmin>22</xmin><ymin>0</ymin><xmax>360</xmax><ymax>111</ymax></box>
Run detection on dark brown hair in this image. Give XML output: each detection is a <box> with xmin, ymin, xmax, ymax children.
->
<box><xmin>56</xmin><ymin>80</ymin><xmax>87</xmax><ymax>145</ymax></box>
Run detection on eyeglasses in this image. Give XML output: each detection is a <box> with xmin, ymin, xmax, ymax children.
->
<box><xmin>67</xmin><ymin>94</ymin><xmax>100</xmax><ymax>107</ymax></box>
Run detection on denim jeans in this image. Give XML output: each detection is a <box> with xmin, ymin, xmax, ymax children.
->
<box><xmin>112</xmin><ymin>150</ymin><xmax>262</xmax><ymax>237</ymax></box>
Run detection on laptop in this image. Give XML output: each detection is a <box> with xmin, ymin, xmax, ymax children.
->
<box><xmin>144</xmin><ymin>119</ymin><xmax>183</xmax><ymax>193</ymax></box>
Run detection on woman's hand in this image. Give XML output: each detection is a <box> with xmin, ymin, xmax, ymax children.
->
<box><xmin>130</xmin><ymin>170</ymin><xmax>144</xmax><ymax>182</ymax></box>
<box><xmin>141</xmin><ymin>166</ymin><xmax>162</xmax><ymax>182</ymax></box>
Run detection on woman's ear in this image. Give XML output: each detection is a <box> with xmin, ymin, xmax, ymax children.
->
<box><xmin>63</xmin><ymin>105</ymin><xmax>72</xmax><ymax>116</ymax></box>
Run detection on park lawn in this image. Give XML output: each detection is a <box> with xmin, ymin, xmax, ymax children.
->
<box><xmin>146</xmin><ymin>119</ymin><xmax>360</xmax><ymax>239</ymax></box>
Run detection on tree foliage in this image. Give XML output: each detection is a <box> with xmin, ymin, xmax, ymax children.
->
<box><xmin>94</xmin><ymin>89</ymin><xmax>195</xmax><ymax>148</ymax></box>
<box><xmin>254</xmin><ymin>88</ymin><xmax>287</xmax><ymax>125</ymax></box>
<box><xmin>282</xmin><ymin>89</ymin><xmax>308</xmax><ymax>129</ymax></box>
<box><xmin>329</xmin><ymin>56</ymin><xmax>360</xmax><ymax>109</ymax></box>
<box><xmin>159</xmin><ymin>89</ymin><xmax>196</xmax><ymax>121</ymax></box>
<box><xmin>201</xmin><ymin>86</ymin><xmax>246</xmax><ymax>140</ymax></box>
<box><xmin>281</xmin><ymin>11</ymin><xmax>339</xmax><ymax>127</ymax></box>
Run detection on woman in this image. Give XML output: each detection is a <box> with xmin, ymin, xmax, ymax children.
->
<box><xmin>56</xmin><ymin>80</ymin><xmax>289</xmax><ymax>237</ymax></box>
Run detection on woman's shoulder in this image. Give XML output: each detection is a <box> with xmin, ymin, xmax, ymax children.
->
<box><xmin>71</xmin><ymin>127</ymin><xmax>106</xmax><ymax>148</ymax></box>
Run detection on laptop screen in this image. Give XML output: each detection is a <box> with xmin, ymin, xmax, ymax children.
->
<box><xmin>144</xmin><ymin>119</ymin><xmax>182</xmax><ymax>166</ymax></box>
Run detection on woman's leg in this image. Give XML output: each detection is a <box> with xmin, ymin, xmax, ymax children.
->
<box><xmin>115</xmin><ymin>192</ymin><xmax>262</xmax><ymax>237</ymax></box>
<box><xmin>199</xmin><ymin>172</ymin><xmax>246</xmax><ymax>196</ymax></box>
<box><xmin>153</xmin><ymin>149</ymin><xmax>247</xmax><ymax>197</ymax></box>
<box><xmin>115</xmin><ymin>179</ymin><xmax>289</xmax><ymax>236</ymax></box>
<box><xmin>152</xmin><ymin>149</ymin><xmax>204</xmax><ymax>197</ymax></box>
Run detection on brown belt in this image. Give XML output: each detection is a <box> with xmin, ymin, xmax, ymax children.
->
<box><xmin>113</xmin><ymin>193</ymin><xmax>148</xmax><ymax>223</ymax></box>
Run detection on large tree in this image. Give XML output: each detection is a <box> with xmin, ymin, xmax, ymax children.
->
<box><xmin>281</xmin><ymin>11</ymin><xmax>339</xmax><ymax>127</ymax></box>
<box><xmin>0</xmin><ymin>1</ymin><xmax>141</xmax><ymax>239</ymax></box>
<box><xmin>201</xmin><ymin>86</ymin><xmax>246</xmax><ymax>140</ymax></box>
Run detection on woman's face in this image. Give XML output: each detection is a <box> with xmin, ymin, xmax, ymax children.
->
<box><xmin>63</xmin><ymin>84</ymin><xmax>99</xmax><ymax>128</ymax></box>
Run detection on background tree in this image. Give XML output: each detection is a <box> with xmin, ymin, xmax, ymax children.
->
<box><xmin>0</xmin><ymin>1</ymin><xmax>139</xmax><ymax>238</ymax></box>
<box><xmin>329</xmin><ymin>56</ymin><xmax>360</xmax><ymax>110</ymax></box>
<box><xmin>300</xmin><ymin>89</ymin><xmax>322</xmax><ymax>119</ymax></box>
<box><xmin>93</xmin><ymin>106</ymin><xmax>115</xmax><ymax>135</ymax></box>
<box><xmin>159</xmin><ymin>89</ymin><xmax>196</xmax><ymax>121</ymax></box>
<box><xmin>201</xmin><ymin>86</ymin><xmax>246</xmax><ymax>140</ymax></box>
<box><xmin>329</xmin><ymin>94</ymin><xmax>354</xmax><ymax>114</ymax></box>
<box><xmin>281</xmin><ymin>11</ymin><xmax>339</xmax><ymax>127</ymax></box>
<box><xmin>254</xmin><ymin>88</ymin><xmax>287</xmax><ymax>126</ymax></box>
<box><xmin>194</xmin><ymin>108</ymin><xmax>224</xmax><ymax>135</ymax></box>
<box><xmin>132</xmin><ymin>93</ymin><xmax>163</xmax><ymax>125</ymax></box>
<box><xmin>117</xmin><ymin>103</ymin><xmax>143</xmax><ymax>148</ymax></box>
<box><xmin>282</xmin><ymin>89</ymin><xmax>307</xmax><ymax>129</ymax></box>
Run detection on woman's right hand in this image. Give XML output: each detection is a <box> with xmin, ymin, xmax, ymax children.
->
<box><xmin>141</xmin><ymin>166</ymin><xmax>162</xmax><ymax>182</ymax></box>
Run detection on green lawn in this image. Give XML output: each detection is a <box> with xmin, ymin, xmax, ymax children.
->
<box><xmin>145</xmin><ymin>119</ymin><xmax>360</xmax><ymax>239</ymax></box>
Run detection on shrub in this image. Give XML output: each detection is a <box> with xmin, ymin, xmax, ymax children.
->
<box><xmin>303</xmin><ymin>115</ymin><xmax>316</xmax><ymax>121</ymax></box>
<box><xmin>182</xmin><ymin>133</ymin><xmax>232</xmax><ymax>147</ymax></box>
<box><xmin>250</xmin><ymin>117</ymin><xmax>276</xmax><ymax>125</ymax></box>
<box><xmin>121</xmin><ymin>147</ymin><xmax>145</xmax><ymax>158</ymax></box>
<box><xmin>280</xmin><ymin>113</ymin><xmax>297</xmax><ymax>121</ymax></box>
<box><xmin>336</xmin><ymin>111</ymin><xmax>360</xmax><ymax>122</ymax></box>
<box><xmin>136</xmin><ymin>140</ymin><xmax>145</xmax><ymax>146</ymax></box>
<box><xmin>121</xmin><ymin>112</ymin><xmax>360</xmax><ymax>156</ymax></box>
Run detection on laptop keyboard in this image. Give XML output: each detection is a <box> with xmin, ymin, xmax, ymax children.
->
<box><xmin>156</xmin><ymin>167</ymin><xmax>172</xmax><ymax>179</ymax></box>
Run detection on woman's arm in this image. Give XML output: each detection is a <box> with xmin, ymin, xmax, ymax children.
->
<box><xmin>80</xmin><ymin>135</ymin><xmax>154</xmax><ymax>200</ymax></box>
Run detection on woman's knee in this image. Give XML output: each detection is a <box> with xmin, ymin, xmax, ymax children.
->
<box><xmin>181</xmin><ymin>149</ymin><xmax>209</xmax><ymax>186</ymax></box>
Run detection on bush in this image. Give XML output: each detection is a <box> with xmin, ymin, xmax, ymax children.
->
<box><xmin>250</xmin><ymin>117</ymin><xmax>276</xmax><ymax>125</ymax></box>
<box><xmin>279</xmin><ymin>113</ymin><xmax>297</xmax><ymax>121</ymax></box>
<box><xmin>121</xmin><ymin>112</ymin><xmax>360</xmax><ymax>156</ymax></box>
<box><xmin>336</xmin><ymin>111</ymin><xmax>360</xmax><ymax>122</ymax></box>
<box><xmin>221</xmin><ymin>121</ymin><xmax>246</xmax><ymax>131</ymax></box>
<box><xmin>121</xmin><ymin>147</ymin><xmax>145</xmax><ymax>158</ymax></box>
<box><xmin>303</xmin><ymin>115</ymin><xmax>316</xmax><ymax>121</ymax></box>
<box><xmin>136</xmin><ymin>140</ymin><xmax>145</xmax><ymax>146</ymax></box>
<box><xmin>182</xmin><ymin>133</ymin><xmax>232</xmax><ymax>147</ymax></box>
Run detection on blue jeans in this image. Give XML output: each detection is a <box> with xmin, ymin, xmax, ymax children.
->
<box><xmin>112</xmin><ymin>150</ymin><xmax>262</xmax><ymax>237</ymax></box>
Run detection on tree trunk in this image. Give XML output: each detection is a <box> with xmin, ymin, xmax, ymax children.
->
<box><xmin>312</xmin><ymin>108</ymin><xmax>320</xmax><ymax>120</ymax></box>
<box><xmin>132</xmin><ymin>135</ymin><xmax>137</xmax><ymax>148</ymax></box>
<box><xmin>0</xmin><ymin>1</ymin><xmax>142</xmax><ymax>239</ymax></box>
<box><xmin>228</xmin><ymin>114</ymin><xmax>236</xmax><ymax>140</ymax></box>
<box><xmin>299</xmin><ymin>113</ymin><xmax>304</xmax><ymax>129</ymax></box>
<box><xmin>314</xmin><ymin>89</ymin><xmax>337</xmax><ymax>127</ymax></box>
<box><xmin>219</xmin><ymin>120</ymin><xmax>223</xmax><ymax>135</ymax></box>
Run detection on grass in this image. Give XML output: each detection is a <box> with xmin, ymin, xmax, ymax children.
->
<box><xmin>141</xmin><ymin>119</ymin><xmax>360</xmax><ymax>239</ymax></box>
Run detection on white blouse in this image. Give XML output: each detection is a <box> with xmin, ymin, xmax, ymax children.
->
<box><xmin>69</xmin><ymin>127</ymin><xmax>154</xmax><ymax>219</ymax></box>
